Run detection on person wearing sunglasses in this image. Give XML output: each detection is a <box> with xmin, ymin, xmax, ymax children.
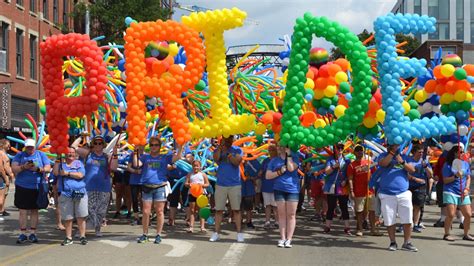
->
<box><xmin>72</xmin><ymin>135</ymin><xmax>118</xmax><ymax>237</ymax></box>
<box><xmin>53</xmin><ymin>147</ymin><xmax>87</xmax><ymax>246</ymax></box>
<box><xmin>132</xmin><ymin>137</ymin><xmax>184</xmax><ymax>244</ymax></box>
<box><xmin>11</xmin><ymin>139</ymin><xmax>51</xmax><ymax>244</ymax></box>
<box><xmin>0</xmin><ymin>139</ymin><xmax>14</xmax><ymax>219</ymax></box>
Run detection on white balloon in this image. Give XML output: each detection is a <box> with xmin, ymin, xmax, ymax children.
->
<box><xmin>118</xmin><ymin>102</ymin><xmax>126</xmax><ymax>112</ymax></box>
<box><xmin>432</xmin><ymin>105</ymin><xmax>441</xmax><ymax>114</ymax></box>
<box><xmin>121</xmin><ymin>71</ymin><xmax>127</xmax><ymax>81</ymax></box>
<box><xmin>178</xmin><ymin>63</ymin><xmax>186</xmax><ymax>70</ymax></box>
<box><xmin>147</xmin><ymin>97</ymin><xmax>157</xmax><ymax>106</ymax></box>
<box><xmin>443</xmin><ymin>142</ymin><xmax>453</xmax><ymax>151</ymax></box>
<box><xmin>458</xmin><ymin>125</ymin><xmax>469</xmax><ymax>136</ymax></box>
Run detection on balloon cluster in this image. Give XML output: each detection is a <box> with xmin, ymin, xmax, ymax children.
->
<box><xmin>40</xmin><ymin>33</ymin><xmax>108</xmax><ymax>154</ymax></box>
<box><xmin>280</xmin><ymin>13</ymin><xmax>373</xmax><ymax>149</ymax></box>
<box><xmin>183</xmin><ymin>8</ymin><xmax>256</xmax><ymax>138</ymax></box>
<box><xmin>374</xmin><ymin>13</ymin><xmax>456</xmax><ymax>145</ymax></box>
<box><xmin>124</xmin><ymin>19</ymin><xmax>205</xmax><ymax>146</ymax></box>
<box><xmin>358</xmin><ymin>88</ymin><xmax>384</xmax><ymax>138</ymax></box>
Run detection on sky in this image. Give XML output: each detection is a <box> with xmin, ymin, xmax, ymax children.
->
<box><xmin>172</xmin><ymin>0</ymin><xmax>398</xmax><ymax>51</ymax></box>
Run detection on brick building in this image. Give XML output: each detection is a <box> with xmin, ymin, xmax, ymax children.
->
<box><xmin>0</xmin><ymin>0</ymin><xmax>74</xmax><ymax>137</ymax></box>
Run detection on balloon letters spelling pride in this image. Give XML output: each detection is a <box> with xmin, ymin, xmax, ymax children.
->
<box><xmin>182</xmin><ymin>8</ymin><xmax>256</xmax><ymax>138</ymax></box>
<box><xmin>124</xmin><ymin>20</ymin><xmax>205</xmax><ymax>145</ymax></box>
<box><xmin>374</xmin><ymin>14</ymin><xmax>456</xmax><ymax>144</ymax></box>
<box><xmin>280</xmin><ymin>13</ymin><xmax>374</xmax><ymax>149</ymax></box>
<box><xmin>41</xmin><ymin>34</ymin><xmax>108</xmax><ymax>154</ymax></box>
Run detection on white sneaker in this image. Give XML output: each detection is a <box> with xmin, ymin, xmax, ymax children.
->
<box><xmin>284</xmin><ymin>240</ymin><xmax>292</xmax><ymax>248</ymax></box>
<box><xmin>277</xmin><ymin>239</ymin><xmax>286</xmax><ymax>248</ymax></box>
<box><xmin>236</xmin><ymin>233</ymin><xmax>244</xmax><ymax>243</ymax></box>
<box><xmin>0</xmin><ymin>217</ymin><xmax>4</xmax><ymax>221</ymax></box>
<box><xmin>209</xmin><ymin>232</ymin><xmax>220</xmax><ymax>242</ymax></box>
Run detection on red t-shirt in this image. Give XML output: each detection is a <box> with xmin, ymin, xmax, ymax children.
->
<box><xmin>347</xmin><ymin>159</ymin><xmax>372</xmax><ymax>197</ymax></box>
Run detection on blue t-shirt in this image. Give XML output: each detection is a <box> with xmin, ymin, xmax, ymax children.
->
<box><xmin>168</xmin><ymin>165</ymin><xmax>189</xmax><ymax>184</ymax></box>
<box><xmin>261</xmin><ymin>157</ymin><xmax>275</xmax><ymax>193</ymax></box>
<box><xmin>216</xmin><ymin>146</ymin><xmax>243</xmax><ymax>187</ymax></box>
<box><xmin>140</xmin><ymin>153</ymin><xmax>172</xmax><ymax>185</ymax></box>
<box><xmin>127</xmin><ymin>155</ymin><xmax>142</xmax><ymax>185</ymax></box>
<box><xmin>241</xmin><ymin>178</ymin><xmax>256</xmax><ymax>197</ymax></box>
<box><xmin>323</xmin><ymin>157</ymin><xmax>350</xmax><ymax>195</ymax></box>
<box><xmin>116</xmin><ymin>151</ymin><xmax>131</xmax><ymax>174</ymax></box>
<box><xmin>13</xmin><ymin>151</ymin><xmax>50</xmax><ymax>189</ymax></box>
<box><xmin>84</xmin><ymin>153</ymin><xmax>111</xmax><ymax>192</ymax></box>
<box><xmin>377</xmin><ymin>152</ymin><xmax>409</xmax><ymax>195</ymax></box>
<box><xmin>407</xmin><ymin>157</ymin><xmax>431</xmax><ymax>189</ymax></box>
<box><xmin>57</xmin><ymin>160</ymin><xmax>86</xmax><ymax>198</ymax></box>
<box><xmin>244</xmin><ymin>160</ymin><xmax>261</xmax><ymax>178</ymax></box>
<box><xmin>442</xmin><ymin>161</ymin><xmax>471</xmax><ymax>196</ymax></box>
<box><xmin>268</xmin><ymin>153</ymin><xmax>301</xmax><ymax>193</ymax></box>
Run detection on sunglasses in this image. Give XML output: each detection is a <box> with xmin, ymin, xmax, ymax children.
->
<box><xmin>93</xmin><ymin>142</ymin><xmax>104</xmax><ymax>145</ymax></box>
<box><xmin>67</xmin><ymin>154</ymin><xmax>75</xmax><ymax>157</ymax></box>
<box><xmin>150</xmin><ymin>143</ymin><xmax>160</xmax><ymax>147</ymax></box>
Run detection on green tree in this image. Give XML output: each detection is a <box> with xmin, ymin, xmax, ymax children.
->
<box><xmin>329</xmin><ymin>29</ymin><xmax>420</xmax><ymax>60</ymax></box>
<box><xmin>72</xmin><ymin>0</ymin><xmax>172</xmax><ymax>45</ymax></box>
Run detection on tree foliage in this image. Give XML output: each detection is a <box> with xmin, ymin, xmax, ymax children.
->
<box><xmin>72</xmin><ymin>0</ymin><xmax>172</xmax><ymax>45</ymax></box>
<box><xmin>329</xmin><ymin>29</ymin><xmax>421</xmax><ymax>61</ymax></box>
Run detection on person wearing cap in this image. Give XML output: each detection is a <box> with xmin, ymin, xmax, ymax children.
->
<box><xmin>347</xmin><ymin>144</ymin><xmax>382</xmax><ymax>237</ymax></box>
<box><xmin>11</xmin><ymin>138</ymin><xmax>51</xmax><ymax>244</ymax></box>
<box><xmin>441</xmin><ymin>143</ymin><xmax>473</xmax><ymax>241</ymax></box>
<box><xmin>53</xmin><ymin>147</ymin><xmax>88</xmax><ymax>246</ymax></box>
<box><xmin>72</xmin><ymin>135</ymin><xmax>118</xmax><ymax>237</ymax></box>
<box><xmin>377</xmin><ymin>143</ymin><xmax>417</xmax><ymax>252</ymax></box>
<box><xmin>210</xmin><ymin>135</ymin><xmax>244</xmax><ymax>243</ymax></box>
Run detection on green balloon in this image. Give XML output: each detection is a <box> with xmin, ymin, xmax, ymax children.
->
<box><xmin>449</xmin><ymin>101</ymin><xmax>460</xmax><ymax>112</ymax></box>
<box><xmin>339</xmin><ymin>82</ymin><xmax>351</xmax><ymax>94</ymax></box>
<box><xmin>460</xmin><ymin>100</ymin><xmax>472</xmax><ymax>112</ymax></box>
<box><xmin>408</xmin><ymin>109</ymin><xmax>420</xmax><ymax>120</ymax></box>
<box><xmin>199</xmin><ymin>207</ymin><xmax>211</xmax><ymax>219</ymax></box>
<box><xmin>408</xmin><ymin>99</ymin><xmax>419</xmax><ymax>109</ymax></box>
<box><xmin>195</xmin><ymin>80</ymin><xmax>206</xmax><ymax>91</ymax></box>
<box><xmin>440</xmin><ymin>104</ymin><xmax>450</xmax><ymax>114</ymax></box>
<box><xmin>453</xmin><ymin>68</ymin><xmax>467</xmax><ymax>80</ymax></box>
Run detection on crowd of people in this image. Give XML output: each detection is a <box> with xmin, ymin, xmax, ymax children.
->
<box><xmin>0</xmin><ymin>134</ymin><xmax>472</xmax><ymax>251</ymax></box>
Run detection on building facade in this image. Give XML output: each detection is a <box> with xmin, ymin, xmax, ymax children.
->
<box><xmin>0</xmin><ymin>0</ymin><xmax>74</xmax><ymax>137</ymax></box>
<box><xmin>392</xmin><ymin>0</ymin><xmax>474</xmax><ymax>63</ymax></box>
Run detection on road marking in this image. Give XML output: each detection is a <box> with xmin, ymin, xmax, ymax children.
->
<box><xmin>219</xmin><ymin>232</ymin><xmax>255</xmax><ymax>265</ymax></box>
<box><xmin>99</xmin><ymin>239</ymin><xmax>130</xmax><ymax>248</ymax></box>
<box><xmin>163</xmin><ymin>239</ymin><xmax>194</xmax><ymax>257</ymax></box>
<box><xmin>1</xmin><ymin>243</ymin><xmax>58</xmax><ymax>266</ymax></box>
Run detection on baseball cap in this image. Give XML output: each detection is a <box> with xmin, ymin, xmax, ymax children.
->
<box><xmin>24</xmin><ymin>139</ymin><xmax>36</xmax><ymax>147</ymax></box>
<box><xmin>354</xmin><ymin>145</ymin><xmax>364</xmax><ymax>152</ymax></box>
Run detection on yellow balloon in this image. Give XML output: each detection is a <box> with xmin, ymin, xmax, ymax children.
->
<box><xmin>376</xmin><ymin>109</ymin><xmax>385</xmax><ymax>123</ymax></box>
<box><xmin>334</xmin><ymin>105</ymin><xmax>346</xmax><ymax>118</ymax></box>
<box><xmin>454</xmin><ymin>90</ymin><xmax>467</xmax><ymax>102</ymax></box>
<box><xmin>304</xmin><ymin>78</ymin><xmax>315</xmax><ymax>89</ymax></box>
<box><xmin>402</xmin><ymin>101</ymin><xmax>410</xmax><ymax>114</ymax></box>
<box><xmin>196</xmin><ymin>195</ymin><xmax>209</xmax><ymax>208</ymax></box>
<box><xmin>334</xmin><ymin>71</ymin><xmax>348</xmax><ymax>84</ymax></box>
<box><xmin>314</xmin><ymin>89</ymin><xmax>325</xmax><ymax>100</ymax></box>
<box><xmin>314</xmin><ymin>119</ymin><xmax>327</xmax><ymax>128</ymax></box>
<box><xmin>282</xmin><ymin>70</ymin><xmax>288</xmax><ymax>84</ymax></box>
<box><xmin>255</xmin><ymin>123</ymin><xmax>266</xmax><ymax>135</ymax></box>
<box><xmin>440</xmin><ymin>64</ymin><xmax>455</xmax><ymax>78</ymax></box>
<box><xmin>440</xmin><ymin>93</ymin><xmax>454</xmax><ymax>105</ymax></box>
<box><xmin>414</xmin><ymin>90</ymin><xmax>427</xmax><ymax>103</ymax></box>
<box><xmin>466</xmin><ymin>92</ymin><xmax>473</xmax><ymax>102</ymax></box>
<box><xmin>168</xmin><ymin>43</ymin><xmax>179</xmax><ymax>57</ymax></box>
<box><xmin>363</xmin><ymin>117</ymin><xmax>377</xmax><ymax>128</ymax></box>
<box><xmin>324</xmin><ymin>85</ymin><xmax>337</xmax><ymax>98</ymax></box>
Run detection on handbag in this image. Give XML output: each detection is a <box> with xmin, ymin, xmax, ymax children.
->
<box><xmin>36</xmin><ymin>175</ymin><xmax>49</xmax><ymax>209</ymax></box>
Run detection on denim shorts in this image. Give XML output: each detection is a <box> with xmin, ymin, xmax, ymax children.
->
<box><xmin>142</xmin><ymin>186</ymin><xmax>167</xmax><ymax>202</ymax></box>
<box><xmin>274</xmin><ymin>189</ymin><xmax>299</xmax><ymax>202</ymax></box>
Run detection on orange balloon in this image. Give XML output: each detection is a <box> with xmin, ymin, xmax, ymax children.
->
<box><xmin>315</xmin><ymin>77</ymin><xmax>328</xmax><ymax>90</ymax></box>
<box><xmin>435</xmin><ymin>84</ymin><xmax>446</xmax><ymax>95</ymax></box>
<box><xmin>445</xmin><ymin>80</ymin><xmax>456</xmax><ymax>94</ymax></box>
<box><xmin>455</xmin><ymin>79</ymin><xmax>470</xmax><ymax>91</ymax></box>
<box><xmin>190</xmin><ymin>183</ymin><xmax>203</xmax><ymax>198</ymax></box>
<box><xmin>327</xmin><ymin>64</ymin><xmax>342</xmax><ymax>77</ymax></box>
<box><xmin>424</xmin><ymin>79</ymin><xmax>437</xmax><ymax>93</ymax></box>
<box><xmin>261</xmin><ymin>111</ymin><xmax>274</xmax><ymax>125</ymax></box>
<box><xmin>306</xmin><ymin>69</ymin><xmax>314</xmax><ymax>80</ymax></box>
<box><xmin>334</xmin><ymin>58</ymin><xmax>349</xmax><ymax>72</ymax></box>
<box><xmin>433</xmin><ymin>66</ymin><xmax>444</xmax><ymax>80</ymax></box>
<box><xmin>300</xmin><ymin>111</ymin><xmax>317</xmax><ymax>127</ymax></box>
<box><xmin>463</xmin><ymin>64</ymin><xmax>474</xmax><ymax>76</ymax></box>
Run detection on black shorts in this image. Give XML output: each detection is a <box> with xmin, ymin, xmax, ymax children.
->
<box><xmin>436</xmin><ymin>182</ymin><xmax>445</xmax><ymax>207</ymax></box>
<box><xmin>410</xmin><ymin>188</ymin><xmax>426</xmax><ymax>207</ymax></box>
<box><xmin>188</xmin><ymin>194</ymin><xmax>197</xmax><ymax>203</ymax></box>
<box><xmin>167</xmin><ymin>185</ymin><xmax>180</xmax><ymax>208</ymax></box>
<box><xmin>241</xmin><ymin>196</ymin><xmax>254</xmax><ymax>211</ymax></box>
<box><xmin>113</xmin><ymin>171</ymin><xmax>130</xmax><ymax>185</ymax></box>
<box><xmin>14</xmin><ymin>185</ymin><xmax>40</xmax><ymax>210</ymax></box>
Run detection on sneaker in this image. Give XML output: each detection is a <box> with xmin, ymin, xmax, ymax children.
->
<box><xmin>95</xmin><ymin>231</ymin><xmax>103</xmax><ymax>237</ymax></box>
<box><xmin>0</xmin><ymin>217</ymin><xmax>4</xmax><ymax>221</ymax></box>
<box><xmin>131</xmin><ymin>219</ymin><xmax>138</xmax><ymax>226</ymax></box>
<box><xmin>433</xmin><ymin>220</ymin><xmax>445</xmax><ymax>227</ymax></box>
<box><xmin>323</xmin><ymin>226</ymin><xmax>331</xmax><ymax>234</ymax></box>
<box><xmin>2</xmin><ymin>211</ymin><xmax>10</xmax><ymax>216</ymax></box>
<box><xmin>277</xmin><ymin>239</ymin><xmax>286</xmax><ymax>248</ymax></box>
<box><xmin>362</xmin><ymin>220</ymin><xmax>369</xmax><ymax>230</ymax></box>
<box><xmin>418</xmin><ymin>222</ymin><xmax>426</xmax><ymax>229</ymax></box>
<box><xmin>80</xmin><ymin>237</ymin><xmax>88</xmax><ymax>245</ymax></box>
<box><xmin>284</xmin><ymin>239</ymin><xmax>292</xmax><ymax>248</ymax></box>
<box><xmin>28</xmin><ymin>234</ymin><xmax>38</xmax><ymax>243</ymax></box>
<box><xmin>344</xmin><ymin>228</ymin><xmax>353</xmax><ymax>236</ymax></box>
<box><xmin>154</xmin><ymin>235</ymin><xmax>162</xmax><ymax>244</ymax></box>
<box><xmin>388</xmin><ymin>242</ymin><xmax>397</xmax><ymax>251</ymax></box>
<box><xmin>137</xmin><ymin>234</ymin><xmax>148</xmax><ymax>243</ymax></box>
<box><xmin>264</xmin><ymin>221</ymin><xmax>271</xmax><ymax>229</ymax></box>
<box><xmin>247</xmin><ymin>222</ymin><xmax>255</xmax><ymax>229</ymax></box>
<box><xmin>209</xmin><ymin>232</ymin><xmax>220</xmax><ymax>242</ymax></box>
<box><xmin>413</xmin><ymin>225</ymin><xmax>422</xmax><ymax>233</ymax></box>
<box><xmin>401</xmin><ymin>242</ymin><xmax>418</xmax><ymax>252</ymax></box>
<box><xmin>236</xmin><ymin>233</ymin><xmax>244</xmax><ymax>243</ymax></box>
<box><xmin>462</xmin><ymin>234</ymin><xmax>474</xmax><ymax>241</ymax></box>
<box><xmin>16</xmin><ymin>234</ymin><xmax>28</xmax><ymax>244</ymax></box>
<box><xmin>61</xmin><ymin>238</ymin><xmax>73</xmax><ymax>246</ymax></box>
<box><xmin>396</xmin><ymin>225</ymin><xmax>403</xmax><ymax>233</ymax></box>
<box><xmin>355</xmin><ymin>231</ymin><xmax>363</xmax><ymax>237</ymax></box>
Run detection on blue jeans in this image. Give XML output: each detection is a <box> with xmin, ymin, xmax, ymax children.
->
<box><xmin>274</xmin><ymin>189</ymin><xmax>299</xmax><ymax>202</ymax></box>
<box><xmin>142</xmin><ymin>186</ymin><xmax>167</xmax><ymax>202</ymax></box>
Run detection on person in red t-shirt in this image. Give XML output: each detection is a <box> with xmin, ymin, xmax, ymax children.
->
<box><xmin>347</xmin><ymin>145</ymin><xmax>382</xmax><ymax>236</ymax></box>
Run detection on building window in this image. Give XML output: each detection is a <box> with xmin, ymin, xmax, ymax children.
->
<box><xmin>414</xmin><ymin>0</ymin><xmax>421</xmax><ymax>14</ymax></box>
<box><xmin>42</xmin><ymin>0</ymin><xmax>48</xmax><ymax>20</ymax></box>
<box><xmin>0</xmin><ymin>22</ymin><xmax>9</xmax><ymax>72</ymax></box>
<box><xmin>53</xmin><ymin>0</ymin><xmax>59</xmax><ymax>24</ymax></box>
<box><xmin>438</xmin><ymin>23</ymin><xmax>449</xmax><ymax>39</ymax></box>
<box><xmin>62</xmin><ymin>0</ymin><xmax>69</xmax><ymax>27</ymax></box>
<box><xmin>29</xmin><ymin>35</ymin><xmax>37</xmax><ymax>80</ymax></box>
<box><xmin>428</xmin><ymin>0</ymin><xmax>439</xmax><ymax>18</ymax></box>
<box><xmin>29</xmin><ymin>0</ymin><xmax>35</xmax><ymax>12</ymax></box>
<box><xmin>471</xmin><ymin>22</ymin><xmax>474</xmax><ymax>43</ymax></box>
<box><xmin>472</xmin><ymin>0</ymin><xmax>474</xmax><ymax>19</ymax></box>
<box><xmin>430</xmin><ymin>45</ymin><xmax>457</xmax><ymax>59</ymax></box>
<box><xmin>15</xmin><ymin>29</ymin><xmax>23</xmax><ymax>77</ymax></box>
<box><xmin>456</xmin><ymin>0</ymin><xmax>464</xmax><ymax>19</ymax></box>
<box><xmin>11</xmin><ymin>96</ymin><xmax>38</xmax><ymax>128</ymax></box>
<box><xmin>16</xmin><ymin>0</ymin><xmax>23</xmax><ymax>6</ymax></box>
<box><xmin>457</xmin><ymin>22</ymin><xmax>464</xmax><ymax>40</ymax></box>
<box><xmin>439</xmin><ymin>0</ymin><xmax>449</xmax><ymax>20</ymax></box>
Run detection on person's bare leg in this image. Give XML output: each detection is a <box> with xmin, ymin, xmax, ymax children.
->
<box><xmin>64</xmin><ymin>219</ymin><xmax>73</xmax><ymax>239</ymax></box>
<box><xmin>387</xmin><ymin>225</ymin><xmax>396</xmax><ymax>242</ymax></box>
<box><xmin>155</xmin><ymin>202</ymin><xmax>165</xmax><ymax>235</ymax></box>
<box><xmin>444</xmin><ymin>204</ymin><xmax>456</xmax><ymax>236</ymax></box>
<box><xmin>214</xmin><ymin>210</ymin><xmax>223</xmax><ymax>233</ymax></box>
<box><xmin>188</xmin><ymin>202</ymin><xmax>195</xmax><ymax>230</ymax></box>
<box><xmin>77</xmin><ymin>217</ymin><xmax>86</xmax><ymax>238</ymax></box>
<box><xmin>459</xmin><ymin>205</ymin><xmax>472</xmax><ymax>236</ymax></box>
<box><xmin>285</xmin><ymin>201</ymin><xmax>298</xmax><ymax>240</ymax></box>
<box><xmin>276</xmin><ymin>201</ymin><xmax>286</xmax><ymax>240</ymax></box>
<box><xmin>233</xmin><ymin>210</ymin><xmax>242</xmax><ymax>233</ymax></box>
<box><xmin>141</xmin><ymin>201</ymin><xmax>152</xmax><ymax>235</ymax></box>
<box><xmin>402</xmin><ymin>223</ymin><xmax>412</xmax><ymax>243</ymax></box>
<box><xmin>30</xmin><ymin>210</ymin><xmax>39</xmax><ymax>234</ymax></box>
<box><xmin>19</xmin><ymin>209</ymin><xmax>28</xmax><ymax>234</ymax></box>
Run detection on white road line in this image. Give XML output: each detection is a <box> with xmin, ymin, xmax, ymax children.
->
<box><xmin>163</xmin><ymin>239</ymin><xmax>195</xmax><ymax>257</ymax></box>
<box><xmin>99</xmin><ymin>239</ymin><xmax>130</xmax><ymax>248</ymax></box>
<box><xmin>219</xmin><ymin>232</ymin><xmax>255</xmax><ymax>265</ymax></box>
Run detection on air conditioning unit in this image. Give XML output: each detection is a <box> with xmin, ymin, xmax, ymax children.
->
<box><xmin>0</xmin><ymin>50</ymin><xmax>6</xmax><ymax>72</ymax></box>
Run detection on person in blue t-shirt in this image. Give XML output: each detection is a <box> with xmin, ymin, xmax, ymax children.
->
<box><xmin>323</xmin><ymin>143</ymin><xmax>351</xmax><ymax>235</ymax></box>
<box><xmin>209</xmin><ymin>135</ymin><xmax>244</xmax><ymax>243</ymax></box>
<box><xmin>242</xmin><ymin>155</ymin><xmax>258</xmax><ymax>229</ymax></box>
<box><xmin>406</xmin><ymin>145</ymin><xmax>433</xmax><ymax>233</ymax></box>
<box><xmin>377</xmin><ymin>143</ymin><xmax>417</xmax><ymax>252</ymax></box>
<box><xmin>266</xmin><ymin>144</ymin><xmax>300</xmax><ymax>248</ymax></box>
<box><xmin>441</xmin><ymin>143</ymin><xmax>473</xmax><ymax>241</ymax></box>
<box><xmin>260</xmin><ymin>144</ymin><xmax>279</xmax><ymax>229</ymax></box>
<box><xmin>11</xmin><ymin>138</ymin><xmax>51</xmax><ymax>244</ymax></box>
<box><xmin>53</xmin><ymin>147</ymin><xmax>87</xmax><ymax>246</ymax></box>
<box><xmin>132</xmin><ymin>136</ymin><xmax>184</xmax><ymax>244</ymax></box>
<box><xmin>72</xmin><ymin>135</ymin><xmax>118</xmax><ymax>237</ymax></box>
